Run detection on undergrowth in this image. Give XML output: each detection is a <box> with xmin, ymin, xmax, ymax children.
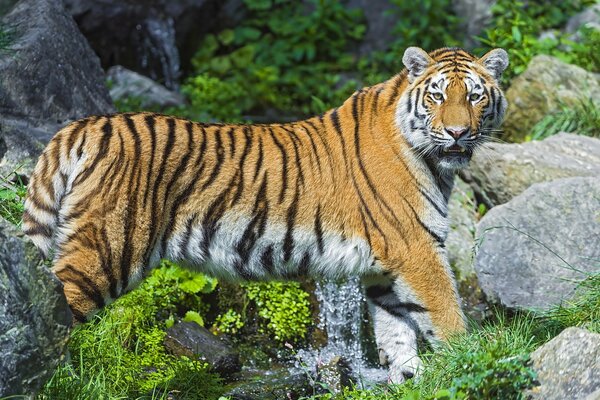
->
<box><xmin>38</xmin><ymin>262</ymin><xmax>225</xmax><ymax>399</ymax></box>
<box><xmin>529</xmin><ymin>98</ymin><xmax>600</xmax><ymax>140</ymax></box>
<box><xmin>0</xmin><ymin>173</ymin><xmax>26</xmax><ymax>225</ymax></box>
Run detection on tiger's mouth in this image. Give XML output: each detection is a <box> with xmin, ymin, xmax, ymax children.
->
<box><xmin>442</xmin><ymin>144</ymin><xmax>466</xmax><ymax>154</ymax></box>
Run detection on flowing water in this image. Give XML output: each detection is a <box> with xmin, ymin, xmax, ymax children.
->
<box><xmin>295</xmin><ymin>277</ymin><xmax>387</xmax><ymax>387</ymax></box>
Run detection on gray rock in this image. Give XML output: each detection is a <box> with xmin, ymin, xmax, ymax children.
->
<box><xmin>0</xmin><ymin>0</ymin><xmax>114</xmax><ymax>178</ymax></box>
<box><xmin>316</xmin><ymin>356</ymin><xmax>352</xmax><ymax>394</ymax></box>
<box><xmin>474</xmin><ymin>177</ymin><xmax>600</xmax><ymax>311</ymax></box>
<box><xmin>63</xmin><ymin>0</ymin><xmax>245</xmax><ymax>89</ymax></box>
<box><xmin>223</xmin><ymin>368</ymin><xmax>312</xmax><ymax>400</ymax></box>
<box><xmin>0</xmin><ymin>219</ymin><xmax>72</xmax><ymax>396</ymax></box>
<box><xmin>565</xmin><ymin>4</ymin><xmax>600</xmax><ymax>35</ymax></box>
<box><xmin>452</xmin><ymin>0</ymin><xmax>495</xmax><ymax>49</ymax></box>
<box><xmin>164</xmin><ymin>321</ymin><xmax>241</xmax><ymax>376</ymax></box>
<box><xmin>0</xmin><ymin>0</ymin><xmax>113</xmax><ymax>123</ymax></box>
<box><xmin>447</xmin><ymin>176</ymin><xmax>477</xmax><ymax>279</ymax></box>
<box><xmin>107</xmin><ymin>66</ymin><xmax>186</xmax><ymax>110</ymax></box>
<box><xmin>527</xmin><ymin>327</ymin><xmax>600</xmax><ymax>400</ymax></box>
<box><xmin>502</xmin><ymin>55</ymin><xmax>600</xmax><ymax>142</ymax></box>
<box><xmin>463</xmin><ymin>133</ymin><xmax>600</xmax><ymax>208</ymax></box>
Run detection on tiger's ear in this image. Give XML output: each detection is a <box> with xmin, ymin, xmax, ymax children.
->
<box><xmin>479</xmin><ymin>48</ymin><xmax>509</xmax><ymax>80</ymax></box>
<box><xmin>402</xmin><ymin>47</ymin><xmax>434</xmax><ymax>82</ymax></box>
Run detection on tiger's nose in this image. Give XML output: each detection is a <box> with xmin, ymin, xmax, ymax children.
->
<box><xmin>445</xmin><ymin>126</ymin><xmax>469</xmax><ymax>140</ymax></box>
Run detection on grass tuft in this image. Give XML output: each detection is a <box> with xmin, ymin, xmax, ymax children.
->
<box><xmin>529</xmin><ymin>98</ymin><xmax>600</xmax><ymax>141</ymax></box>
<box><xmin>0</xmin><ymin>173</ymin><xmax>26</xmax><ymax>225</ymax></box>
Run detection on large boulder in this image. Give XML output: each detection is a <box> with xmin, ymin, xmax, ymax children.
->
<box><xmin>0</xmin><ymin>219</ymin><xmax>72</xmax><ymax>396</ymax></box>
<box><xmin>63</xmin><ymin>0</ymin><xmax>245</xmax><ymax>88</ymax></box>
<box><xmin>527</xmin><ymin>328</ymin><xmax>600</xmax><ymax>400</ymax></box>
<box><xmin>107</xmin><ymin>66</ymin><xmax>186</xmax><ymax>110</ymax></box>
<box><xmin>474</xmin><ymin>177</ymin><xmax>600</xmax><ymax>311</ymax></box>
<box><xmin>164</xmin><ymin>321</ymin><xmax>241</xmax><ymax>376</ymax></box>
<box><xmin>462</xmin><ymin>133</ymin><xmax>600</xmax><ymax>208</ymax></box>
<box><xmin>0</xmin><ymin>0</ymin><xmax>114</xmax><ymax>177</ymax></box>
<box><xmin>502</xmin><ymin>55</ymin><xmax>600</xmax><ymax>142</ymax></box>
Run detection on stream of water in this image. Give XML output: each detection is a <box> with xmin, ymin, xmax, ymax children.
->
<box><xmin>296</xmin><ymin>277</ymin><xmax>387</xmax><ymax>387</ymax></box>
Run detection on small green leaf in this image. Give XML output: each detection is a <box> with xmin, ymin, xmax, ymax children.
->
<box><xmin>183</xmin><ymin>311</ymin><xmax>204</xmax><ymax>327</ymax></box>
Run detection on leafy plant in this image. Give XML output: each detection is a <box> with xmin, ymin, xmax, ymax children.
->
<box><xmin>184</xmin><ymin>0</ymin><xmax>365</xmax><ymax>121</ymax></box>
<box><xmin>214</xmin><ymin>309</ymin><xmax>245</xmax><ymax>335</ymax></box>
<box><xmin>477</xmin><ymin>0</ymin><xmax>596</xmax><ymax>81</ymax></box>
<box><xmin>243</xmin><ymin>281</ymin><xmax>312</xmax><ymax>342</ymax></box>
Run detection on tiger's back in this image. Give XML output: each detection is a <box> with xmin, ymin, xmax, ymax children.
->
<box><xmin>23</xmin><ymin>46</ymin><xmax>508</xmax><ymax>382</ymax></box>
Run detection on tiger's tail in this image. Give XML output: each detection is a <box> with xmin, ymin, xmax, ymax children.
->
<box><xmin>22</xmin><ymin>121</ymin><xmax>87</xmax><ymax>258</ymax></box>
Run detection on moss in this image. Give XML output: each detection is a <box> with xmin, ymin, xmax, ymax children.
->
<box><xmin>243</xmin><ymin>281</ymin><xmax>312</xmax><ymax>342</ymax></box>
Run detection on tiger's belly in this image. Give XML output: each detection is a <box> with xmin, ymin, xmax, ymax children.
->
<box><xmin>163</xmin><ymin>212</ymin><xmax>377</xmax><ymax>281</ymax></box>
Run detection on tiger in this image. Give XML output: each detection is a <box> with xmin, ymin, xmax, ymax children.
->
<box><xmin>22</xmin><ymin>46</ymin><xmax>508</xmax><ymax>383</ymax></box>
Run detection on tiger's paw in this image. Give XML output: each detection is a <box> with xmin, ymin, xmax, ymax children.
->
<box><xmin>388</xmin><ymin>355</ymin><xmax>423</xmax><ymax>384</ymax></box>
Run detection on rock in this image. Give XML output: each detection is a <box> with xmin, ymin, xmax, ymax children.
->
<box><xmin>565</xmin><ymin>4</ymin><xmax>600</xmax><ymax>35</ymax></box>
<box><xmin>0</xmin><ymin>0</ymin><xmax>17</xmax><ymax>16</ymax></box>
<box><xmin>0</xmin><ymin>219</ymin><xmax>72</xmax><ymax>396</ymax></box>
<box><xmin>0</xmin><ymin>0</ymin><xmax>113</xmax><ymax>123</ymax></box>
<box><xmin>223</xmin><ymin>368</ymin><xmax>312</xmax><ymax>400</ymax></box>
<box><xmin>462</xmin><ymin>133</ymin><xmax>600</xmax><ymax>208</ymax></box>
<box><xmin>452</xmin><ymin>0</ymin><xmax>495</xmax><ymax>49</ymax></box>
<box><xmin>474</xmin><ymin>177</ymin><xmax>600</xmax><ymax>311</ymax></box>
<box><xmin>527</xmin><ymin>327</ymin><xmax>600</xmax><ymax>400</ymax></box>
<box><xmin>316</xmin><ymin>356</ymin><xmax>352</xmax><ymax>394</ymax></box>
<box><xmin>344</xmin><ymin>0</ymin><xmax>394</xmax><ymax>56</ymax></box>
<box><xmin>447</xmin><ymin>176</ymin><xmax>477</xmax><ymax>278</ymax></box>
<box><xmin>502</xmin><ymin>55</ymin><xmax>600</xmax><ymax>142</ymax></box>
<box><xmin>0</xmin><ymin>0</ymin><xmax>114</xmax><ymax>178</ymax></box>
<box><xmin>63</xmin><ymin>0</ymin><xmax>245</xmax><ymax>88</ymax></box>
<box><xmin>164</xmin><ymin>321</ymin><xmax>241</xmax><ymax>376</ymax></box>
<box><xmin>107</xmin><ymin>66</ymin><xmax>186</xmax><ymax>110</ymax></box>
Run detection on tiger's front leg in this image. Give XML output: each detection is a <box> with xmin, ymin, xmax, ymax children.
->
<box><xmin>365</xmin><ymin>251</ymin><xmax>466</xmax><ymax>383</ymax></box>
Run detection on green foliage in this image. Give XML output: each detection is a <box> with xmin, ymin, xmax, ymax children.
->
<box><xmin>214</xmin><ymin>309</ymin><xmax>245</xmax><ymax>335</ymax></box>
<box><xmin>40</xmin><ymin>262</ymin><xmax>224</xmax><ymax>398</ymax></box>
<box><xmin>184</xmin><ymin>0</ymin><xmax>365</xmax><ymax>121</ymax></box>
<box><xmin>0</xmin><ymin>173</ymin><xmax>26</xmax><ymax>225</ymax></box>
<box><xmin>542</xmin><ymin>273</ymin><xmax>600</xmax><ymax>334</ymax></box>
<box><xmin>478</xmin><ymin>0</ymin><xmax>597</xmax><ymax>81</ymax></box>
<box><xmin>243</xmin><ymin>281</ymin><xmax>312</xmax><ymax>342</ymax></box>
<box><xmin>529</xmin><ymin>99</ymin><xmax>600</xmax><ymax>140</ymax></box>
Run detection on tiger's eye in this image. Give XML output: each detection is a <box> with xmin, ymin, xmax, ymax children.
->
<box><xmin>469</xmin><ymin>93</ymin><xmax>481</xmax><ymax>102</ymax></box>
<box><xmin>432</xmin><ymin>93</ymin><xmax>443</xmax><ymax>101</ymax></box>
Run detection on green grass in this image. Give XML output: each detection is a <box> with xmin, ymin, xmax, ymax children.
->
<box><xmin>37</xmin><ymin>263</ymin><xmax>225</xmax><ymax>400</ymax></box>
<box><xmin>0</xmin><ymin>173</ymin><xmax>26</xmax><ymax>225</ymax></box>
<box><xmin>529</xmin><ymin>99</ymin><xmax>600</xmax><ymax>141</ymax></box>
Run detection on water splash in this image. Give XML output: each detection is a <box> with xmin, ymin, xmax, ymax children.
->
<box><xmin>295</xmin><ymin>277</ymin><xmax>386</xmax><ymax>387</ymax></box>
<box><xmin>138</xmin><ymin>17</ymin><xmax>180</xmax><ymax>90</ymax></box>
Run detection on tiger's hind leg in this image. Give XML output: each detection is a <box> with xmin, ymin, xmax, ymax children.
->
<box><xmin>365</xmin><ymin>251</ymin><xmax>466</xmax><ymax>383</ymax></box>
<box><xmin>51</xmin><ymin>221</ymin><xmax>150</xmax><ymax>322</ymax></box>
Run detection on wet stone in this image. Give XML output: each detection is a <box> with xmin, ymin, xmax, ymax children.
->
<box><xmin>164</xmin><ymin>321</ymin><xmax>241</xmax><ymax>376</ymax></box>
<box><xmin>223</xmin><ymin>368</ymin><xmax>312</xmax><ymax>400</ymax></box>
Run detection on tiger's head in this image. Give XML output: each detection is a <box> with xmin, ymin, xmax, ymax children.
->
<box><xmin>396</xmin><ymin>47</ymin><xmax>509</xmax><ymax>172</ymax></box>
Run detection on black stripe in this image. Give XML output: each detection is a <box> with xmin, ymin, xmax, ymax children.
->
<box><xmin>72</xmin><ymin>118</ymin><xmax>113</xmax><ymax>186</ymax></box>
<box><xmin>283</xmin><ymin>185</ymin><xmax>299</xmax><ymax>263</ymax></box>
<box><xmin>231</xmin><ymin>127</ymin><xmax>253</xmax><ymax>205</ymax></box>
<box><xmin>227</xmin><ymin>127</ymin><xmax>236</xmax><ymax>157</ymax></box>
<box><xmin>268</xmin><ymin>127</ymin><xmax>288</xmax><ymax>203</ymax></box>
<box><xmin>314</xmin><ymin>204</ymin><xmax>324</xmax><ymax>254</ymax></box>
<box><xmin>419</xmin><ymin>188</ymin><xmax>447</xmax><ymax>217</ymax></box>
<box><xmin>98</xmin><ymin>226</ymin><xmax>118</xmax><ymax>299</ymax></box>
<box><xmin>201</xmin><ymin>127</ymin><xmax>225</xmax><ymax>190</ymax></box>
<box><xmin>141</xmin><ymin>115</ymin><xmax>157</xmax><ymax>208</ymax></box>
<box><xmin>253</xmin><ymin>134</ymin><xmax>264</xmax><ymax>181</ymax></box>
<box><xmin>261</xmin><ymin>245</ymin><xmax>275</xmax><ymax>276</ymax></box>
<box><xmin>22</xmin><ymin>223</ymin><xmax>54</xmax><ymax>237</ymax></box>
